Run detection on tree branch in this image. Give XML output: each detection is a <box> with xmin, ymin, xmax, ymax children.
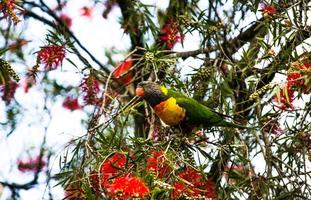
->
<box><xmin>23</xmin><ymin>1</ymin><xmax>110</xmax><ymax>74</ymax></box>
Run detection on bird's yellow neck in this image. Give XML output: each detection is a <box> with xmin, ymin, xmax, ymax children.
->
<box><xmin>153</xmin><ymin>97</ymin><xmax>186</xmax><ymax>126</ymax></box>
<box><xmin>160</xmin><ymin>86</ymin><xmax>168</xmax><ymax>95</ymax></box>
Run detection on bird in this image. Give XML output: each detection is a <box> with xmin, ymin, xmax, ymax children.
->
<box><xmin>135</xmin><ymin>81</ymin><xmax>246</xmax><ymax>129</ymax></box>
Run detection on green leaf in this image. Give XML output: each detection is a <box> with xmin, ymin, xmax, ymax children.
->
<box><xmin>66</xmin><ymin>58</ymin><xmax>79</xmax><ymax>70</ymax></box>
<box><xmin>221</xmin><ymin>79</ymin><xmax>234</xmax><ymax>96</ymax></box>
<box><xmin>0</xmin><ymin>48</ymin><xmax>9</xmax><ymax>56</ymax></box>
<box><xmin>151</xmin><ymin>187</ymin><xmax>167</xmax><ymax>200</ymax></box>
<box><xmin>53</xmin><ymin>170</ymin><xmax>74</xmax><ymax>180</ymax></box>
<box><xmin>274</xmin><ymin>85</ymin><xmax>281</xmax><ymax>104</ymax></box>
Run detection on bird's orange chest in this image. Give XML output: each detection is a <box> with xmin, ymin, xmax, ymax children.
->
<box><xmin>153</xmin><ymin>97</ymin><xmax>186</xmax><ymax>126</ymax></box>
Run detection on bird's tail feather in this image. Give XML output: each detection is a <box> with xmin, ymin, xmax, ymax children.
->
<box><xmin>219</xmin><ymin>121</ymin><xmax>249</xmax><ymax>129</ymax></box>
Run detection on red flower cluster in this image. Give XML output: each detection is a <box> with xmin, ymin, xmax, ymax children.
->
<box><xmin>62</xmin><ymin>96</ymin><xmax>81</xmax><ymax>111</ymax></box>
<box><xmin>106</xmin><ymin>175</ymin><xmax>149</xmax><ymax>199</ymax></box>
<box><xmin>100</xmin><ymin>153</ymin><xmax>126</xmax><ymax>187</ymax></box>
<box><xmin>0</xmin><ymin>80</ymin><xmax>18</xmax><ymax>103</ymax></box>
<box><xmin>88</xmin><ymin>171</ymin><xmax>101</xmax><ymax>197</ymax></box>
<box><xmin>17</xmin><ymin>156</ymin><xmax>46</xmax><ymax>173</ymax></box>
<box><xmin>0</xmin><ymin>0</ymin><xmax>20</xmax><ymax>24</ymax></box>
<box><xmin>146</xmin><ymin>151</ymin><xmax>170</xmax><ymax>178</ymax></box>
<box><xmin>113</xmin><ymin>58</ymin><xmax>134</xmax><ymax>85</ymax></box>
<box><xmin>94</xmin><ymin>153</ymin><xmax>150</xmax><ymax>199</ymax></box>
<box><xmin>80</xmin><ymin>6</ymin><xmax>93</xmax><ymax>18</ymax></box>
<box><xmin>261</xmin><ymin>3</ymin><xmax>277</xmax><ymax>16</ymax></box>
<box><xmin>80</xmin><ymin>75</ymin><xmax>102</xmax><ymax>106</ymax></box>
<box><xmin>59</xmin><ymin>14</ymin><xmax>72</xmax><ymax>28</ymax></box>
<box><xmin>287</xmin><ymin>72</ymin><xmax>303</xmax><ymax>88</ymax></box>
<box><xmin>172</xmin><ymin>167</ymin><xmax>216</xmax><ymax>199</ymax></box>
<box><xmin>160</xmin><ymin>19</ymin><xmax>183</xmax><ymax>49</ymax></box>
<box><xmin>88</xmin><ymin>151</ymin><xmax>219</xmax><ymax>199</ymax></box>
<box><xmin>274</xmin><ymin>63</ymin><xmax>311</xmax><ymax>110</ymax></box>
<box><xmin>37</xmin><ymin>45</ymin><xmax>66</xmax><ymax>70</ymax></box>
<box><xmin>287</xmin><ymin>63</ymin><xmax>311</xmax><ymax>92</ymax></box>
<box><xmin>0</xmin><ymin>0</ymin><xmax>15</xmax><ymax>11</ymax></box>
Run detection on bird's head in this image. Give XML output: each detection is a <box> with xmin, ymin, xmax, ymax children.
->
<box><xmin>136</xmin><ymin>81</ymin><xmax>168</xmax><ymax>107</ymax></box>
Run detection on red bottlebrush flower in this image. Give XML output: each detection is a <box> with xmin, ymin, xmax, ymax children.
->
<box><xmin>81</xmin><ymin>6</ymin><xmax>93</xmax><ymax>18</ymax></box>
<box><xmin>17</xmin><ymin>156</ymin><xmax>46</xmax><ymax>173</ymax></box>
<box><xmin>172</xmin><ymin>182</ymin><xmax>186</xmax><ymax>198</ymax></box>
<box><xmin>261</xmin><ymin>3</ymin><xmax>277</xmax><ymax>16</ymax></box>
<box><xmin>274</xmin><ymin>84</ymin><xmax>294</xmax><ymax>110</ymax></box>
<box><xmin>160</xmin><ymin>19</ymin><xmax>183</xmax><ymax>49</ymax></box>
<box><xmin>106</xmin><ymin>175</ymin><xmax>150</xmax><ymax>199</ymax></box>
<box><xmin>287</xmin><ymin>63</ymin><xmax>311</xmax><ymax>93</ymax></box>
<box><xmin>178</xmin><ymin>167</ymin><xmax>203</xmax><ymax>187</ymax></box>
<box><xmin>62</xmin><ymin>97</ymin><xmax>81</xmax><ymax>111</ymax></box>
<box><xmin>100</xmin><ymin>153</ymin><xmax>126</xmax><ymax>187</ymax></box>
<box><xmin>89</xmin><ymin>171</ymin><xmax>101</xmax><ymax>196</ymax></box>
<box><xmin>172</xmin><ymin>167</ymin><xmax>216</xmax><ymax>199</ymax></box>
<box><xmin>0</xmin><ymin>0</ymin><xmax>20</xmax><ymax>24</ymax></box>
<box><xmin>80</xmin><ymin>75</ymin><xmax>102</xmax><ymax>106</ymax></box>
<box><xmin>37</xmin><ymin>45</ymin><xmax>66</xmax><ymax>71</ymax></box>
<box><xmin>0</xmin><ymin>0</ymin><xmax>15</xmax><ymax>11</ymax></box>
<box><xmin>0</xmin><ymin>80</ymin><xmax>18</xmax><ymax>103</ymax></box>
<box><xmin>59</xmin><ymin>14</ymin><xmax>72</xmax><ymax>28</ymax></box>
<box><xmin>113</xmin><ymin>58</ymin><xmax>134</xmax><ymax>85</ymax></box>
<box><xmin>274</xmin><ymin>62</ymin><xmax>311</xmax><ymax>109</ymax></box>
<box><xmin>146</xmin><ymin>151</ymin><xmax>170</xmax><ymax>178</ymax></box>
<box><xmin>287</xmin><ymin>72</ymin><xmax>303</xmax><ymax>89</ymax></box>
<box><xmin>301</xmin><ymin>63</ymin><xmax>311</xmax><ymax>69</ymax></box>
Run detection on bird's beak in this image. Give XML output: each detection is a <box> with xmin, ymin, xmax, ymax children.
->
<box><xmin>135</xmin><ymin>86</ymin><xmax>145</xmax><ymax>97</ymax></box>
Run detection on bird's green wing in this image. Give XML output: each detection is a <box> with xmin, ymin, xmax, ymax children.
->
<box><xmin>176</xmin><ymin>97</ymin><xmax>224</xmax><ymax>126</ymax></box>
<box><xmin>166</xmin><ymin>88</ymin><xmax>247</xmax><ymax>128</ymax></box>
<box><xmin>166</xmin><ymin>89</ymin><xmax>224</xmax><ymax>126</ymax></box>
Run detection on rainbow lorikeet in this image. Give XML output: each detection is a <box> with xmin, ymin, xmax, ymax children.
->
<box><xmin>135</xmin><ymin>81</ymin><xmax>246</xmax><ymax>129</ymax></box>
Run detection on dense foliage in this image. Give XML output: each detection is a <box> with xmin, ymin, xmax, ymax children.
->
<box><xmin>0</xmin><ymin>0</ymin><xmax>311</xmax><ymax>199</ymax></box>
